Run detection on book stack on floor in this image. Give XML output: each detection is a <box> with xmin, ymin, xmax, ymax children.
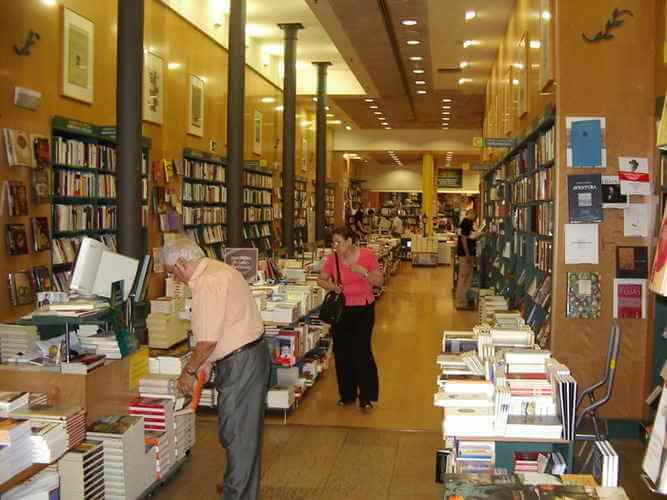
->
<box><xmin>147</xmin><ymin>298</ymin><xmax>189</xmax><ymax>349</ymax></box>
<box><xmin>148</xmin><ymin>341</ymin><xmax>191</xmax><ymax>376</ymax></box>
<box><xmin>0</xmin><ymin>391</ymin><xmax>28</xmax><ymax>417</ymax></box>
<box><xmin>145</xmin><ymin>431</ymin><xmax>174</xmax><ymax>480</ymax></box>
<box><xmin>138</xmin><ymin>374</ymin><xmax>178</xmax><ymax>400</ymax></box>
<box><xmin>0</xmin><ymin>323</ymin><xmax>39</xmax><ymax>362</ymax></box>
<box><xmin>12</xmin><ymin>405</ymin><xmax>87</xmax><ymax>449</ymax></box>
<box><xmin>173</xmin><ymin>408</ymin><xmax>196</xmax><ymax>460</ymax></box>
<box><xmin>128</xmin><ymin>397</ymin><xmax>175</xmax><ymax>480</ymax></box>
<box><xmin>58</xmin><ymin>439</ymin><xmax>105</xmax><ymax>500</ymax></box>
<box><xmin>86</xmin><ymin>415</ymin><xmax>156</xmax><ymax>499</ymax></box>
<box><xmin>478</xmin><ymin>295</ymin><xmax>509</xmax><ymax>324</ymax></box>
<box><xmin>1</xmin><ymin>469</ymin><xmax>60</xmax><ymax>499</ymax></box>
<box><xmin>266</xmin><ymin>386</ymin><xmax>296</xmax><ymax>409</ymax></box>
<box><xmin>0</xmin><ymin>418</ymin><xmax>32</xmax><ymax>484</ymax></box>
<box><xmin>592</xmin><ymin>440</ymin><xmax>619</xmax><ymax>488</ymax></box>
<box><xmin>30</xmin><ymin>421</ymin><xmax>68</xmax><ymax>463</ymax></box>
<box><xmin>80</xmin><ymin>332</ymin><xmax>122</xmax><ymax>359</ymax></box>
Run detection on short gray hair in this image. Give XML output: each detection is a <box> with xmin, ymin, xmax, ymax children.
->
<box><xmin>161</xmin><ymin>237</ymin><xmax>205</xmax><ymax>267</ymax></box>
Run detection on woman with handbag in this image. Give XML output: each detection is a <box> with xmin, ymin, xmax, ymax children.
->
<box><xmin>317</xmin><ymin>226</ymin><xmax>384</xmax><ymax>411</ymax></box>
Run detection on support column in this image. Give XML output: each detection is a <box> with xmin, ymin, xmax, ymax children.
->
<box><xmin>116</xmin><ymin>0</ymin><xmax>144</xmax><ymax>259</ymax></box>
<box><xmin>279</xmin><ymin>23</ymin><xmax>304</xmax><ymax>257</ymax></box>
<box><xmin>226</xmin><ymin>0</ymin><xmax>246</xmax><ymax>248</ymax></box>
<box><xmin>313</xmin><ymin>61</ymin><xmax>331</xmax><ymax>242</ymax></box>
<box><xmin>421</xmin><ymin>154</ymin><xmax>435</xmax><ymax>236</ymax></box>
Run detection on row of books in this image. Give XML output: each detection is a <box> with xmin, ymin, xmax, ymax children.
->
<box><xmin>512</xmin><ymin>204</ymin><xmax>554</xmax><ymax>237</ymax></box>
<box><xmin>184</xmin><ymin>159</ymin><xmax>225</xmax><ymax>182</ymax></box>
<box><xmin>53</xmin><ymin>204</ymin><xmax>117</xmax><ymax>232</ymax></box>
<box><xmin>243</xmin><ymin>223</ymin><xmax>271</xmax><ymax>240</ymax></box>
<box><xmin>243</xmin><ymin>171</ymin><xmax>272</xmax><ymax>189</ymax></box>
<box><xmin>52</xmin><ymin>137</ymin><xmax>116</xmax><ymax>171</ymax></box>
<box><xmin>535</xmin><ymin>240</ymin><xmax>553</xmax><ymax>273</ymax></box>
<box><xmin>186</xmin><ymin>225</ymin><xmax>226</xmax><ymax>245</ymax></box>
<box><xmin>536</xmin><ymin>126</ymin><xmax>556</xmax><ymax>165</ymax></box>
<box><xmin>182</xmin><ymin>183</ymin><xmax>226</xmax><ymax>203</ymax></box>
<box><xmin>511</xmin><ymin>167</ymin><xmax>553</xmax><ymax>204</ymax></box>
<box><xmin>183</xmin><ymin>206</ymin><xmax>226</xmax><ymax>225</ymax></box>
<box><xmin>243</xmin><ymin>206</ymin><xmax>272</xmax><ymax>222</ymax></box>
<box><xmin>54</xmin><ymin>170</ymin><xmax>96</xmax><ymax>198</ymax></box>
<box><xmin>243</xmin><ymin>188</ymin><xmax>272</xmax><ymax>205</ymax></box>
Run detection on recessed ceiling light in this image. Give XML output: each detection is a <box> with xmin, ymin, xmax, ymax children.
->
<box><xmin>167</xmin><ymin>62</ymin><xmax>182</xmax><ymax>70</ymax></box>
<box><xmin>409</xmin><ymin>56</ymin><xmax>423</xmax><ymax>61</ymax></box>
<box><xmin>406</xmin><ymin>40</ymin><xmax>421</xmax><ymax>46</ymax></box>
<box><xmin>458</xmin><ymin>78</ymin><xmax>472</xmax><ymax>85</ymax></box>
<box><xmin>512</xmin><ymin>78</ymin><xmax>520</xmax><ymax>86</ymax></box>
<box><xmin>364</xmin><ymin>98</ymin><xmax>374</xmax><ymax>102</ymax></box>
<box><xmin>312</xmin><ymin>97</ymin><xmax>318</xmax><ymax>102</ymax></box>
<box><xmin>381</xmin><ymin>122</ymin><xmax>389</xmax><ymax>126</ymax></box>
<box><xmin>442</xmin><ymin>105</ymin><xmax>451</xmax><ymax>109</ymax></box>
<box><xmin>369</xmin><ymin>105</ymin><xmax>379</xmax><ymax>109</ymax></box>
<box><xmin>345</xmin><ymin>125</ymin><xmax>352</xmax><ymax>130</ymax></box>
<box><xmin>415</xmin><ymin>80</ymin><xmax>426</xmax><ymax>85</ymax></box>
<box><xmin>275</xmin><ymin>105</ymin><xmax>284</xmax><ymax>111</ymax></box>
<box><xmin>459</xmin><ymin>61</ymin><xmax>470</xmax><ymax>69</ymax></box>
<box><xmin>374</xmin><ymin>111</ymin><xmax>382</xmax><ymax>115</ymax></box>
<box><xmin>327</xmin><ymin>120</ymin><xmax>342</xmax><ymax>125</ymax></box>
<box><xmin>442</xmin><ymin>111</ymin><xmax>451</xmax><ymax>115</ymax></box>
<box><xmin>442</xmin><ymin>98</ymin><xmax>452</xmax><ymax>102</ymax></box>
<box><xmin>385</xmin><ymin>127</ymin><xmax>392</xmax><ymax>129</ymax></box>
<box><xmin>325</xmin><ymin>106</ymin><xmax>330</xmax><ymax>111</ymax></box>
<box><xmin>465</xmin><ymin>10</ymin><xmax>477</xmax><ymax>21</ymax></box>
<box><xmin>401</xmin><ymin>19</ymin><xmax>418</xmax><ymax>26</ymax></box>
<box><xmin>529</xmin><ymin>40</ymin><xmax>542</xmax><ymax>49</ymax></box>
<box><xmin>300</xmin><ymin>120</ymin><xmax>312</xmax><ymax>127</ymax></box>
<box><xmin>417</xmin><ymin>90</ymin><xmax>427</xmax><ymax>94</ymax></box>
<box><xmin>326</xmin><ymin>113</ymin><xmax>335</xmax><ymax>118</ymax></box>
<box><xmin>542</xmin><ymin>10</ymin><xmax>551</xmax><ymax>20</ymax></box>
<box><xmin>413</xmin><ymin>69</ymin><xmax>425</xmax><ymax>74</ymax></box>
<box><xmin>442</xmin><ymin>126</ymin><xmax>449</xmax><ymax>130</ymax></box>
<box><xmin>260</xmin><ymin>97</ymin><xmax>276</xmax><ymax>103</ymax></box>
<box><xmin>463</xmin><ymin>40</ymin><xmax>479</xmax><ymax>48</ymax></box>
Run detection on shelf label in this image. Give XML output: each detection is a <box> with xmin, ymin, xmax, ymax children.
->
<box><xmin>484</xmin><ymin>138</ymin><xmax>517</xmax><ymax>148</ymax></box>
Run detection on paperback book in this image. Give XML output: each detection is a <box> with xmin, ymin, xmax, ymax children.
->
<box><xmin>616</xmin><ymin>246</ymin><xmax>648</xmax><ymax>279</ymax></box>
<box><xmin>7</xmin><ymin>271</ymin><xmax>35</xmax><ymax>306</ymax></box>
<box><xmin>613</xmin><ymin>278</ymin><xmax>647</xmax><ymax>319</ymax></box>
<box><xmin>567</xmin><ymin>174</ymin><xmax>602</xmax><ymax>223</ymax></box>
<box><xmin>31</xmin><ymin>217</ymin><xmax>50</xmax><ymax>252</ymax></box>
<box><xmin>5</xmin><ymin>223</ymin><xmax>29</xmax><ymax>255</ymax></box>
<box><xmin>566</xmin><ymin>272</ymin><xmax>601</xmax><ymax>319</ymax></box>
<box><xmin>2</xmin><ymin>128</ymin><xmax>33</xmax><ymax>167</ymax></box>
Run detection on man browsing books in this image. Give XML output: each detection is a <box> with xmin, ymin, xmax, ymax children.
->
<box><xmin>162</xmin><ymin>238</ymin><xmax>270</xmax><ymax>500</ymax></box>
<box><xmin>455</xmin><ymin>209</ymin><xmax>479</xmax><ymax>310</ymax></box>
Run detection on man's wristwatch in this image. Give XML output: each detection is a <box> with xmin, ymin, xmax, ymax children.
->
<box><xmin>185</xmin><ymin>367</ymin><xmax>197</xmax><ymax>376</ymax></box>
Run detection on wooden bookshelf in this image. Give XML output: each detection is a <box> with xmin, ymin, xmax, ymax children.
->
<box><xmin>294</xmin><ymin>178</ymin><xmax>308</xmax><ymax>247</ymax></box>
<box><xmin>243</xmin><ymin>161</ymin><xmax>273</xmax><ymax>255</ymax></box>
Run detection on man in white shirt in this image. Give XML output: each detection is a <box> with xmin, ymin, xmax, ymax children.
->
<box><xmin>391</xmin><ymin>215</ymin><xmax>404</xmax><ymax>237</ymax></box>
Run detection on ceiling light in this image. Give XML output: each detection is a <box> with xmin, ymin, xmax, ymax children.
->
<box><xmin>345</xmin><ymin>125</ymin><xmax>352</xmax><ymax>131</ymax></box>
<box><xmin>42</xmin><ymin>0</ymin><xmax>57</xmax><ymax>6</ymax></box>
<box><xmin>512</xmin><ymin>78</ymin><xmax>520</xmax><ymax>86</ymax></box>
<box><xmin>260</xmin><ymin>97</ymin><xmax>276</xmax><ymax>103</ymax></box>
<box><xmin>413</xmin><ymin>69</ymin><xmax>425</xmax><ymax>74</ymax></box>
<box><xmin>458</xmin><ymin>78</ymin><xmax>472</xmax><ymax>85</ymax></box>
<box><xmin>415</xmin><ymin>80</ymin><xmax>426</xmax><ymax>85</ymax></box>
<box><xmin>409</xmin><ymin>56</ymin><xmax>423</xmax><ymax>61</ymax></box>
<box><xmin>369</xmin><ymin>105</ymin><xmax>379</xmax><ymax>109</ymax></box>
<box><xmin>326</xmin><ymin>113</ymin><xmax>334</xmax><ymax>117</ymax></box>
<box><xmin>459</xmin><ymin>61</ymin><xmax>470</xmax><ymax>69</ymax></box>
<box><xmin>442</xmin><ymin>98</ymin><xmax>452</xmax><ymax>103</ymax></box>
<box><xmin>442</xmin><ymin>126</ymin><xmax>449</xmax><ymax>129</ymax></box>
<box><xmin>300</xmin><ymin>120</ymin><xmax>312</xmax><ymax>127</ymax></box>
<box><xmin>312</xmin><ymin>97</ymin><xmax>318</xmax><ymax>102</ymax></box>
<box><xmin>401</xmin><ymin>19</ymin><xmax>418</xmax><ymax>26</ymax></box>
<box><xmin>442</xmin><ymin>105</ymin><xmax>451</xmax><ymax>109</ymax></box>
<box><xmin>542</xmin><ymin>10</ymin><xmax>552</xmax><ymax>20</ymax></box>
<box><xmin>417</xmin><ymin>90</ymin><xmax>427</xmax><ymax>94</ymax></box>
<box><xmin>381</xmin><ymin>122</ymin><xmax>389</xmax><ymax>126</ymax></box>
<box><xmin>406</xmin><ymin>40</ymin><xmax>421</xmax><ymax>46</ymax></box>
<box><xmin>275</xmin><ymin>105</ymin><xmax>284</xmax><ymax>111</ymax></box>
<box><xmin>327</xmin><ymin>120</ymin><xmax>342</xmax><ymax>125</ymax></box>
<box><xmin>529</xmin><ymin>40</ymin><xmax>541</xmax><ymax>49</ymax></box>
<box><xmin>465</xmin><ymin>10</ymin><xmax>477</xmax><ymax>21</ymax></box>
<box><xmin>442</xmin><ymin>111</ymin><xmax>451</xmax><ymax>115</ymax></box>
<box><xmin>325</xmin><ymin>106</ymin><xmax>330</xmax><ymax>111</ymax></box>
<box><xmin>385</xmin><ymin>127</ymin><xmax>392</xmax><ymax>129</ymax></box>
<box><xmin>513</xmin><ymin>63</ymin><xmax>524</xmax><ymax>69</ymax></box>
<box><xmin>374</xmin><ymin>111</ymin><xmax>382</xmax><ymax>115</ymax></box>
<box><xmin>167</xmin><ymin>62</ymin><xmax>182</xmax><ymax>70</ymax></box>
<box><xmin>463</xmin><ymin>40</ymin><xmax>479</xmax><ymax>48</ymax></box>
<box><xmin>364</xmin><ymin>98</ymin><xmax>374</xmax><ymax>102</ymax></box>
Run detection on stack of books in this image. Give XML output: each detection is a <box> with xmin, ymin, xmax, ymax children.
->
<box><xmin>30</xmin><ymin>421</ymin><xmax>68</xmax><ymax>463</ymax></box>
<box><xmin>1</xmin><ymin>469</ymin><xmax>60</xmax><ymax>499</ymax></box>
<box><xmin>80</xmin><ymin>333</ymin><xmax>122</xmax><ymax>359</ymax></box>
<box><xmin>199</xmin><ymin>386</ymin><xmax>218</xmax><ymax>408</ymax></box>
<box><xmin>266</xmin><ymin>386</ymin><xmax>295</xmax><ymax>409</ymax></box>
<box><xmin>148</xmin><ymin>341</ymin><xmax>191</xmax><ymax>376</ymax></box>
<box><xmin>138</xmin><ymin>374</ymin><xmax>178</xmax><ymax>400</ymax></box>
<box><xmin>0</xmin><ymin>323</ymin><xmax>39</xmax><ymax>362</ymax></box>
<box><xmin>0</xmin><ymin>391</ymin><xmax>28</xmax><ymax>417</ymax></box>
<box><xmin>455</xmin><ymin>441</ymin><xmax>495</xmax><ymax>473</ymax></box>
<box><xmin>441</xmin><ymin>330</ymin><xmax>477</xmax><ymax>354</ymax></box>
<box><xmin>86</xmin><ymin>415</ymin><xmax>156</xmax><ymax>499</ymax></box>
<box><xmin>443</xmin><ymin>407</ymin><xmax>495</xmax><ymax>437</ymax></box>
<box><xmin>505</xmin><ymin>415</ymin><xmax>563</xmax><ymax>440</ymax></box>
<box><xmin>173</xmin><ymin>408</ymin><xmax>196</xmax><ymax>461</ymax></box>
<box><xmin>60</xmin><ymin>353</ymin><xmax>106</xmax><ymax>375</ymax></box>
<box><xmin>128</xmin><ymin>397</ymin><xmax>175</xmax><ymax>479</ymax></box>
<box><xmin>12</xmin><ymin>404</ymin><xmax>86</xmax><ymax>449</ymax></box>
<box><xmin>478</xmin><ymin>296</ymin><xmax>508</xmax><ymax>324</ymax></box>
<box><xmin>29</xmin><ymin>392</ymin><xmax>48</xmax><ymax>406</ymax></box>
<box><xmin>145</xmin><ymin>431</ymin><xmax>174</xmax><ymax>480</ymax></box>
<box><xmin>146</xmin><ymin>310</ymin><xmax>189</xmax><ymax>350</ymax></box>
<box><xmin>58</xmin><ymin>439</ymin><xmax>105</xmax><ymax>500</ymax></box>
<box><xmin>0</xmin><ymin>418</ymin><xmax>32</xmax><ymax>484</ymax></box>
<box><xmin>592</xmin><ymin>440</ymin><xmax>619</xmax><ymax>487</ymax></box>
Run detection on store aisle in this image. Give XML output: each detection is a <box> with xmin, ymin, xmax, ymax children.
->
<box><xmin>287</xmin><ymin>261</ymin><xmax>477</xmax><ymax>431</ymax></box>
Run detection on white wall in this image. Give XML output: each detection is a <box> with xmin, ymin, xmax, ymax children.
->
<box><xmin>359</xmin><ymin>165</ymin><xmax>480</xmax><ymax>193</ymax></box>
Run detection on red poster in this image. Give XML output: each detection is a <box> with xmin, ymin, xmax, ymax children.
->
<box><xmin>617</xmin><ymin>283</ymin><xmax>643</xmax><ymax>318</ymax></box>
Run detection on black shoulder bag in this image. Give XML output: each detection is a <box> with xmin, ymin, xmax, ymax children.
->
<box><xmin>319</xmin><ymin>253</ymin><xmax>345</xmax><ymax>324</ymax></box>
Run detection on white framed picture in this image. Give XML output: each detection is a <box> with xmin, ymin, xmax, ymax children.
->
<box><xmin>61</xmin><ymin>8</ymin><xmax>94</xmax><ymax>103</ymax></box>
<box><xmin>143</xmin><ymin>51</ymin><xmax>164</xmax><ymax>125</ymax></box>
<box><xmin>188</xmin><ymin>75</ymin><xmax>204</xmax><ymax>137</ymax></box>
<box><xmin>301</xmin><ymin>137</ymin><xmax>308</xmax><ymax>173</ymax></box>
<box><xmin>253</xmin><ymin>110</ymin><xmax>262</xmax><ymax>156</ymax></box>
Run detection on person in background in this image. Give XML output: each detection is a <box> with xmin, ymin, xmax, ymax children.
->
<box><xmin>378</xmin><ymin>215</ymin><xmax>391</xmax><ymax>233</ymax></box>
<box><xmin>391</xmin><ymin>214</ymin><xmax>404</xmax><ymax>237</ymax></box>
<box><xmin>353</xmin><ymin>203</ymin><xmax>368</xmax><ymax>237</ymax></box>
<box><xmin>367</xmin><ymin>208</ymin><xmax>378</xmax><ymax>231</ymax></box>
<box><xmin>163</xmin><ymin>238</ymin><xmax>270</xmax><ymax>500</ymax></box>
<box><xmin>317</xmin><ymin>226</ymin><xmax>384</xmax><ymax>411</ymax></box>
<box><xmin>455</xmin><ymin>209</ymin><xmax>478</xmax><ymax>310</ymax></box>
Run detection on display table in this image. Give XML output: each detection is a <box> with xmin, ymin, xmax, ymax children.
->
<box><xmin>0</xmin><ymin>348</ymin><xmax>144</xmax><ymax>424</ymax></box>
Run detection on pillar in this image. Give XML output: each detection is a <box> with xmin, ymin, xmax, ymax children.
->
<box><xmin>116</xmin><ymin>0</ymin><xmax>144</xmax><ymax>259</ymax></box>
<box><xmin>226</xmin><ymin>0</ymin><xmax>246</xmax><ymax>248</ymax></box>
<box><xmin>313</xmin><ymin>61</ymin><xmax>332</xmax><ymax>242</ymax></box>
<box><xmin>279</xmin><ymin>23</ymin><xmax>304</xmax><ymax>256</ymax></box>
<box><xmin>421</xmin><ymin>154</ymin><xmax>435</xmax><ymax>236</ymax></box>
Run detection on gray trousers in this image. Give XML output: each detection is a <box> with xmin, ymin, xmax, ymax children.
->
<box><xmin>215</xmin><ymin>339</ymin><xmax>271</xmax><ymax>500</ymax></box>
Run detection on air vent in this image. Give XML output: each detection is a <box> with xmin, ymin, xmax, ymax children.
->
<box><xmin>437</xmin><ymin>67</ymin><xmax>463</xmax><ymax>74</ymax></box>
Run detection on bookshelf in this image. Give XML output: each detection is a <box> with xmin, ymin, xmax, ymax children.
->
<box><xmin>243</xmin><ymin>161</ymin><xmax>273</xmax><ymax>255</ymax></box>
<box><xmin>181</xmin><ymin>148</ymin><xmax>227</xmax><ymax>260</ymax></box>
<box><xmin>50</xmin><ymin>116</ymin><xmax>150</xmax><ymax>290</ymax></box>
<box><xmin>481</xmin><ymin>108</ymin><xmax>556</xmax><ymax>348</ymax></box>
<box><xmin>294</xmin><ymin>178</ymin><xmax>308</xmax><ymax>247</ymax></box>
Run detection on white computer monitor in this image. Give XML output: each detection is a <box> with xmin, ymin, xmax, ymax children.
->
<box><xmin>70</xmin><ymin>237</ymin><xmax>139</xmax><ymax>300</ymax></box>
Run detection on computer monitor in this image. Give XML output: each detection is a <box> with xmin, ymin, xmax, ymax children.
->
<box><xmin>70</xmin><ymin>237</ymin><xmax>139</xmax><ymax>300</ymax></box>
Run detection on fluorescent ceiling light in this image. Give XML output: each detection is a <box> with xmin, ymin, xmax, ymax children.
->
<box><xmin>300</xmin><ymin>120</ymin><xmax>312</xmax><ymax>127</ymax></box>
<box><xmin>167</xmin><ymin>62</ymin><xmax>182</xmax><ymax>70</ymax></box>
<box><xmin>442</xmin><ymin>111</ymin><xmax>451</xmax><ymax>115</ymax></box>
<box><xmin>369</xmin><ymin>105</ymin><xmax>379</xmax><ymax>109</ymax></box>
<box><xmin>417</xmin><ymin>90</ymin><xmax>427</xmax><ymax>94</ymax></box>
<box><xmin>364</xmin><ymin>98</ymin><xmax>374</xmax><ymax>102</ymax></box>
<box><xmin>512</xmin><ymin>78</ymin><xmax>520</xmax><ymax>86</ymax></box>
<box><xmin>326</xmin><ymin>113</ymin><xmax>334</xmax><ymax>117</ymax></box>
<box><xmin>409</xmin><ymin>56</ymin><xmax>423</xmax><ymax>61</ymax></box>
<box><xmin>458</xmin><ymin>78</ymin><xmax>472</xmax><ymax>85</ymax></box>
<box><xmin>385</xmin><ymin>127</ymin><xmax>392</xmax><ymax>129</ymax></box>
<box><xmin>325</xmin><ymin>106</ymin><xmax>330</xmax><ymax>111</ymax></box>
<box><xmin>463</xmin><ymin>40</ymin><xmax>479</xmax><ymax>48</ymax></box>
<box><xmin>42</xmin><ymin>0</ymin><xmax>57</xmax><ymax>5</ymax></box>
<box><xmin>465</xmin><ymin>10</ymin><xmax>477</xmax><ymax>21</ymax></box>
<box><xmin>442</xmin><ymin>105</ymin><xmax>451</xmax><ymax>109</ymax></box>
<box><xmin>406</xmin><ymin>40</ymin><xmax>421</xmax><ymax>46</ymax></box>
<box><xmin>413</xmin><ymin>69</ymin><xmax>425</xmax><ymax>74</ymax></box>
<box><xmin>312</xmin><ymin>97</ymin><xmax>318</xmax><ymax>102</ymax></box>
<box><xmin>327</xmin><ymin>120</ymin><xmax>342</xmax><ymax>125</ymax></box>
<box><xmin>401</xmin><ymin>19</ymin><xmax>418</xmax><ymax>26</ymax></box>
<box><xmin>415</xmin><ymin>80</ymin><xmax>426</xmax><ymax>85</ymax></box>
<box><xmin>275</xmin><ymin>105</ymin><xmax>284</xmax><ymax>111</ymax></box>
<box><xmin>374</xmin><ymin>111</ymin><xmax>382</xmax><ymax>115</ymax></box>
<box><xmin>459</xmin><ymin>61</ymin><xmax>470</xmax><ymax>69</ymax></box>
<box><xmin>513</xmin><ymin>63</ymin><xmax>524</xmax><ymax>69</ymax></box>
<box><xmin>542</xmin><ymin>10</ymin><xmax>551</xmax><ymax>20</ymax></box>
<box><xmin>345</xmin><ymin>125</ymin><xmax>352</xmax><ymax>130</ymax></box>
<box><xmin>529</xmin><ymin>40</ymin><xmax>541</xmax><ymax>49</ymax></box>
<box><xmin>260</xmin><ymin>97</ymin><xmax>275</xmax><ymax>103</ymax></box>
<box><xmin>381</xmin><ymin>122</ymin><xmax>389</xmax><ymax>126</ymax></box>
<box><xmin>442</xmin><ymin>98</ymin><xmax>452</xmax><ymax>102</ymax></box>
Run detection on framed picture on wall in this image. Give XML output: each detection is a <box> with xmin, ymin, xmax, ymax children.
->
<box><xmin>61</xmin><ymin>8</ymin><xmax>94</xmax><ymax>103</ymax></box>
<box><xmin>188</xmin><ymin>75</ymin><xmax>204</xmax><ymax>137</ymax></box>
<box><xmin>143</xmin><ymin>51</ymin><xmax>164</xmax><ymax>125</ymax></box>
<box><xmin>253</xmin><ymin>110</ymin><xmax>262</xmax><ymax>156</ymax></box>
<box><xmin>539</xmin><ymin>0</ymin><xmax>554</xmax><ymax>91</ymax></box>
<box><xmin>503</xmin><ymin>67</ymin><xmax>513</xmax><ymax>136</ymax></box>
<box><xmin>517</xmin><ymin>33</ymin><xmax>528</xmax><ymax>117</ymax></box>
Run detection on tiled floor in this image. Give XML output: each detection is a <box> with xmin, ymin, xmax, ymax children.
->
<box><xmin>154</xmin><ymin>263</ymin><xmax>652</xmax><ymax>499</ymax></box>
